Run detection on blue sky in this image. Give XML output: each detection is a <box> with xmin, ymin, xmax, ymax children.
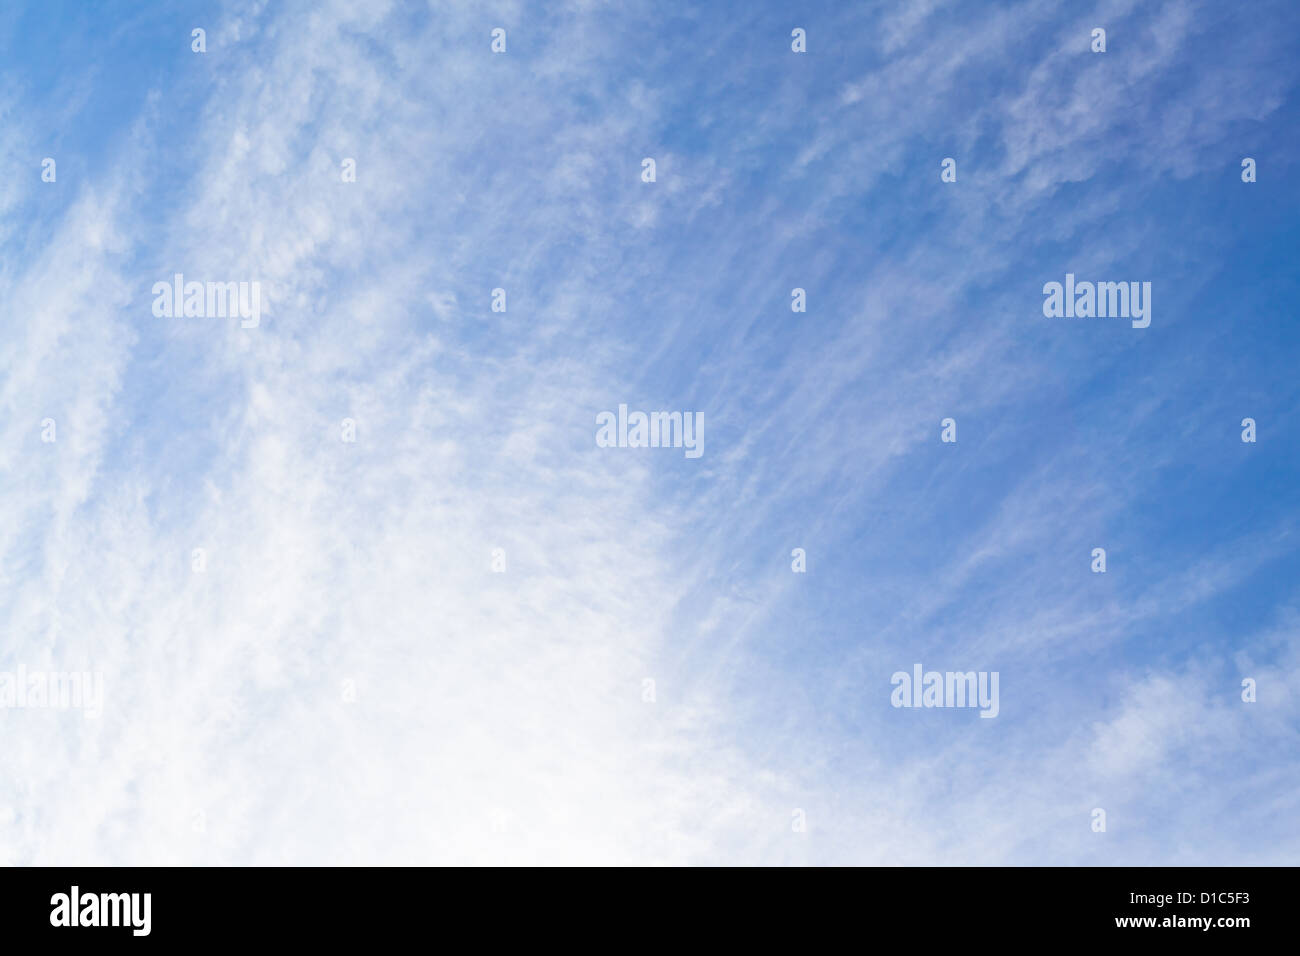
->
<box><xmin>1</xmin><ymin>0</ymin><xmax>1298</xmax><ymax>864</ymax></box>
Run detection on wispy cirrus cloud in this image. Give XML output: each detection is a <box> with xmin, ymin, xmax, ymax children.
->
<box><xmin>1</xmin><ymin>0</ymin><xmax>1297</xmax><ymax>864</ymax></box>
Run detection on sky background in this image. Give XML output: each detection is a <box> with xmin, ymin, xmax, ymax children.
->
<box><xmin>1</xmin><ymin>0</ymin><xmax>1298</xmax><ymax>865</ymax></box>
